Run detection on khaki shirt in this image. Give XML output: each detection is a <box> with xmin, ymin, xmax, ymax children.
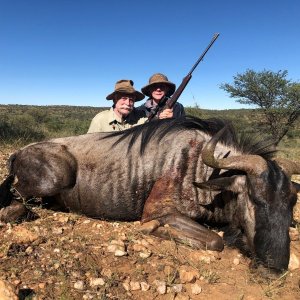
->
<box><xmin>87</xmin><ymin>107</ymin><xmax>147</xmax><ymax>133</ymax></box>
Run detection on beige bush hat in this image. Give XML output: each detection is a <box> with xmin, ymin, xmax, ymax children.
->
<box><xmin>106</xmin><ymin>79</ymin><xmax>145</xmax><ymax>101</ymax></box>
<box><xmin>141</xmin><ymin>73</ymin><xmax>176</xmax><ymax>97</ymax></box>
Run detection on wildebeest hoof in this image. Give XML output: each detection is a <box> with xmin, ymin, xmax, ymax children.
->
<box><xmin>0</xmin><ymin>201</ymin><xmax>37</xmax><ymax>223</ymax></box>
<box><xmin>249</xmin><ymin>261</ymin><xmax>285</xmax><ymax>280</ymax></box>
<box><xmin>207</xmin><ymin>235</ymin><xmax>224</xmax><ymax>252</ymax></box>
<box><xmin>139</xmin><ymin>220</ymin><xmax>160</xmax><ymax>234</ymax></box>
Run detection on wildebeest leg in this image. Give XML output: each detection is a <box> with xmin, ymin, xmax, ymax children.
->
<box><xmin>0</xmin><ymin>175</ymin><xmax>14</xmax><ymax>208</ymax></box>
<box><xmin>0</xmin><ymin>175</ymin><xmax>37</xmax><ymax>222</ymax></box>
<box><xmin>11</xmin><ymin>143</ymin><xmax>77</xmax><ymax>198</ymax></box>
<box><xmin>0</xmin><ymin>143</ymin><xmax>77</xmax><ymax>222</ymax></box>
<box><xmin>140</xmin><ymin>213</ymin><xmax>224</xmax><ymax>251</ymax></box>
<box><xmin>0</xmin><ymin>200</ymin><xmax>34</xmax><ymax>223</ymax></box>
<box><xmin>140</xmin><ymin>176</ymin><xmax>224</xmax><ymax>251</ymax></box>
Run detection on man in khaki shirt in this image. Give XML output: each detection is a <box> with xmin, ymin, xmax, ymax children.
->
<box><xmin>88</xmin><ymin>80</ymin><xmax>147</xmax><ymax>133</ymax></box>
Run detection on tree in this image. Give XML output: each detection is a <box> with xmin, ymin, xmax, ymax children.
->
<box><xmin>220</xmin><ymin>69</ymin><xmax>300</xmax><ymax>144</ymax></box>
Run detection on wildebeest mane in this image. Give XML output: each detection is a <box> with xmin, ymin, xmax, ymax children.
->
<box><xmin>104</xmin><ymin>116</ymin><xmax>276</xmax><ymax>159</ymax></box>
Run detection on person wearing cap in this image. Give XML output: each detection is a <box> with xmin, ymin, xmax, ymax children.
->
<box><xmin>87</xmin><ymin>80</ymin><xmax>147</xmax><ymax>133</ymax></box>
<box><xmin>138</xmin><ymin>73</ymin><xmax>185</xmax><ymax>119</ymax></box>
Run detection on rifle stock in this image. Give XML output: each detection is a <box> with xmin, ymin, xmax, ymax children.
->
<box><xmin>148</xmin><ymin>33</ymin><xmax>219</xmax><ymax>120</ymax></box>
<box><xmin>166</xmin><ymin>74</ymin><xmax>192</xmax><ymax>109</ymax></box>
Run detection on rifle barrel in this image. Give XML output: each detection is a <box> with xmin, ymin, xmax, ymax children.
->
<box><xmin>147</xmin><ymin>33</ymin><xmax>220</xmax><ymax>120</ymax></box>
<box><xmin>188</xmin><ymin>33</ymin><xmax>220</xmax><ymax>75</ymax></box>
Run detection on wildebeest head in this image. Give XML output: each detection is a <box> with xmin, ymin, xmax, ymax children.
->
<box><xmin>194</xmin><ymin>127</ymin><xmax>300</xmax><ymax>272</ymax></box>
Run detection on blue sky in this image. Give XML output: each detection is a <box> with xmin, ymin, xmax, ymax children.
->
<box><xmin>1</xmin><ymin>0</ymin><xmax>299</xmax><ymax>110</ymax></box>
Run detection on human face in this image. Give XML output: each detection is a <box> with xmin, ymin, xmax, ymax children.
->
<box><xmin>113</xmin><ymin>93</ymin><xmax>135</xmax><ymax>119</ymax></box>
<box><xmin>150</xmin><ymin>84</ymin><xmax>169</xmax><ymax>103</ymax></box>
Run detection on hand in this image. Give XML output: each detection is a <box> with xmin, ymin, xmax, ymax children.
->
<box><xmin>158</xmin><ymin>108</ymin><xmax>173</xmax><ymax>119</ymax></box>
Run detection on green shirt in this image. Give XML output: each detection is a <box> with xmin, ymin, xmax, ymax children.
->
<box><xmin>87</xmin><ymin>107</ymin><xmax>147</xmax><ymax>133</ymax></box>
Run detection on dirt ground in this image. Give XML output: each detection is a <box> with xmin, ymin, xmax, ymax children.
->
<box><xmin>0</xmin><ymin>148</ymin><xmax>299</xmax><ymax>300</ymax></box>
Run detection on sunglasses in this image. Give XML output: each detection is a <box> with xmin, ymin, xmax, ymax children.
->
<box><xmin>151</xmin><ymin>84</ymin><xmax>168</xmax><ymax>91</ymax></box>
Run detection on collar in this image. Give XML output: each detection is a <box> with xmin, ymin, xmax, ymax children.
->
<box><xmin>144</xmin><ymin>98</ymin><xmax>158</xmax><ymax>109</ymax></box>
<box><xmin>108</xmin><ymin>107</ymin><xmax>136</xmax><ymax>125</ymax></box>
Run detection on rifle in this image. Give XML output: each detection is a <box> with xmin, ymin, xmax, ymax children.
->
<box><xmin>148</xmin><ymin>33</ymin><xmax>220</xmax><ymax>121</ymax></box>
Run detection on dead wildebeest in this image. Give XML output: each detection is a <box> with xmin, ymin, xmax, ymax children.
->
<box><xmin>0</xmin><ymin>116</ymin><xmax>299</xmax><ymax>273</ymax></box>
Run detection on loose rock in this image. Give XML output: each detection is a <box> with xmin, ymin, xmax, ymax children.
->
<box><xmin>153</xmin><ymin>280</ymin><xmax>167</xmax><ymax>295</ymax></box>
<box><xmin>191</xmin><ymin>283</ymin><xmax>202</xmax><ymax>295</ymax></box>
<box><xmin>130</xmin><ymin>281</ymin><xmax>140</xmax><ymax>291</ymax></box>
<box><xmin>140</xmin><ymin>281</ymin><xmax>150</xmax><ymax>291</ymax></box>
<box><xmin>179</xmin><ymin>268</ymin><xmax>199</xmax><ymax>283</ymax></box>
<box><xmin>0</xmin><ymin>280</ymin><xmax>18</xmax><ymax>300</ymax></box>
<box><xmin>289</xmin><ymin>252</ymin><xmax>300</xmax><ymax>270</ymax></box>
<box><xmin>74</xmin><ymin>280</ymin><xmax>85</xmax><ymax>290</ymax></box>
<box><xmin>89</xmin><ymin>278</ymin><xmax>105</xmax><ymax>287</ymax></box>
<box><xmin>171</xmin><ymin>284</ymin><xmax>183</xmax><ymax>293</ymax></box>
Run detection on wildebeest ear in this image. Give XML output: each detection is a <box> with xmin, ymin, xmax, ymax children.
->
<box><xmin>193</xmin><ymin>175</ymin><xmax>245</xmax><ymax>193</ymax></box>
<box><xmin>292</xmin><ymin>181</ymin><xmax>300</xmax><ymax>193</ymax></box>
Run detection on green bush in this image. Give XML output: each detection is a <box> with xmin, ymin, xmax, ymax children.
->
<box><xmin>0</xmin><ymin>104</ymin><xmax>298</xmax><ymax>160</ymax></box>
<box><xmin>0</xmin><ymin>114</ymin><xmax>45</xmax><ymax>144</ymax></box>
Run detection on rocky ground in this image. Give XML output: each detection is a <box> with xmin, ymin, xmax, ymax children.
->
<box><xmin>0</xmin><ymin>148</ymin><xmax>299</xmax><ymax>300</ymax></box>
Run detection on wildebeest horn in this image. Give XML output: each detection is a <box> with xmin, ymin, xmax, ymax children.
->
<box><xmin>202</xmin><ymin>126</ymin><xmax>268</xmax><ymax>175</ymax></box>
<box><xmin>273</xmin><ymin>157</ymin><xmax>300</xmax><ymax>177</ymax></box>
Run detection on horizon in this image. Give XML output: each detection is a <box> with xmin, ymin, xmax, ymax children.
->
<box><xmin>0</xmin><ymin>102</ymin><xmax>257</xmax><ymax>112</ymax></box>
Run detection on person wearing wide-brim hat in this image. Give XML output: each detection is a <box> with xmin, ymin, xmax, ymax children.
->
<box><xmin>137</xmin><ymin>73</ymin><xmax>185</xmax><ymax>119</ymax></box>
<box><xmin>88</xmin><ymin>80</ymin><xmax>147</xmax><ymax>133</ymax></box>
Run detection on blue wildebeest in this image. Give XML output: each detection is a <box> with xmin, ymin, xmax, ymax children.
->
<box><xmin>0</xmin><ymin>117</ymin><xmax>299</xmax><ymax>272</ymax></box>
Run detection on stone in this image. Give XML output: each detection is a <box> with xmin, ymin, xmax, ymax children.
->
<box><xmin>114</xmin><ymin>250</ymin><xmax>128</xmax><ymax>256</ymax></box>
<box><xmin>139</xmin><ymin>251</ymin><xmax>151</xmax><ymax>258</ymax></box>
<box><xmin>179</xmin><ymin>269</ymin><xmax>199</xmax><ymax>283</ymax></box>
<box><xmin>130</xmin><ymin>281</ymin><xmax>140</xmax><ymax>291</ymax></box>
<box><xmin>89</xmin><ymin>278</ymin><xmax>105</xmax><ymax>287</ymax></box>
<box><xmin>191</xmin><ymin>283</ymin><xmax>202</xmax><ymax>295</ymax></box>
<box><xmin>289</xmin><ymin>227</ymin><xmax>299</xmax><ymax>241</ymax></box>
<box><xmin>57</xmin><ymin>215</ymin><xmax>69</xmax><ymax>223</ymax></box>
<box><xmin>107</xmin><ymin>240</ymin><xmax>126</xmax><ymax>254</ymax></box>
<box><xmin>153</xmin><ymin>280</ymin><xmax>167</xmax><ymax>295</ymax></box>
<box><xmin>157</xmin><ymin>284</ymin><xmax>167</xmax><ymax>295</ymax></box>
<box><xmin>0</xmin><ymin>280</ymin><xmax>18</xmax><ymax>300</ymax></box>
<box><xmin>101</xmin><ymin>268</ymin><xmax>113</xmax><ymax>278</ymax></box>
<box><xmin>122</xmin><ymin>282</ymin><xmax>130</xmax><ymax>291</ymax></box>
<box><xmin>38</xmin><ymin>283</ymin><xmax>46</xmax><ymax>289</ymax></box>
<box><xmin>233</xmin><ymin>258</ymin><xmax>240</xmax><ymax>265</ymax></box>
<box><xmin>25</xmin><ymin>246</ymin><xmax>33</xmax><ymax>255</ymax></box>
<box><xmin>171</xmin><ymin>284</ymin><xmax>183</xmax><ymax>293</ymax></box>
<box><xmin>289</xmin><ymin>252</ymin><xmax>300</xmax><ymax>270</ymax></box>
<box><xmin>140</xmin><ymin>281</ymin><xmax>150</xmax><ymax>291</ymax></box>
<box><xmin>74</xmin><ymin>280</ymin><xmax>85</xmax><ymax>290</ymax></box>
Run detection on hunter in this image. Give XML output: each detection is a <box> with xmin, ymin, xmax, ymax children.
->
<box><xmin>138</xmin><ymin>73</ymin><xmax>185</xmax><ymax>119</ymax></box>
<box><xmin>88</xmin><ymin>79</ymin><xmax>147</xmax><ymax>132</ymax></box>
